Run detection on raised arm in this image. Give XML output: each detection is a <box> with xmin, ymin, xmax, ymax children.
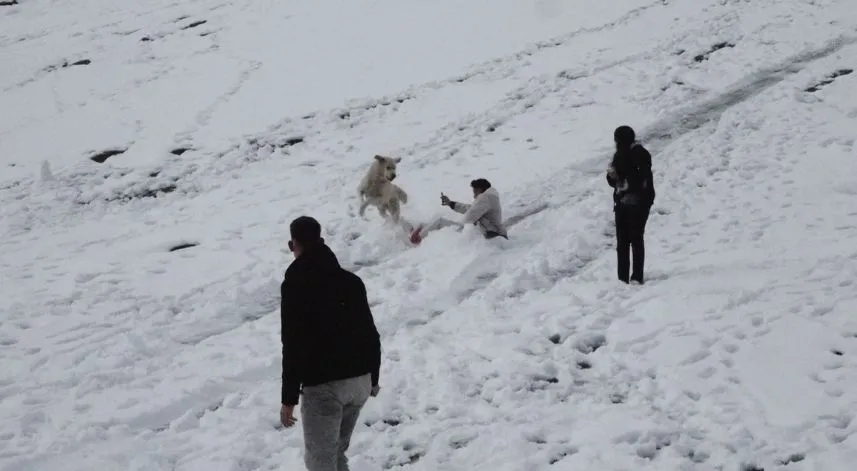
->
<box><xmin>448</xmin><ymin>200</ymin><xmax>471</xmax><ymax>214</ymax></box>
<box><xmin>461</xmin><ymin>193</ymin><xmax>492</xmax><ymax>224</ymax></box>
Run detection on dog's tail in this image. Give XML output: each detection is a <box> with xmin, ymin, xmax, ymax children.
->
<box><xmin>395</xmin><ymin>185</ymin><xmax>408</xmax><ymax>204</ymax></box>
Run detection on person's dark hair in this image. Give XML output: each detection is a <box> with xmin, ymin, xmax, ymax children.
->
<box><xmin>290</xmin><ymin>216</ymin><xmax>322</xmax><ymax>247</ymax></box>
<box><xmin>613</xmin><ymin>125</ymin><xmax>636</xmax><ymax>147</ymax></box>
<box><xmin>470</xmin><ymin>178</ymin><xmax>491</xmax><ymax>191</ymax></box>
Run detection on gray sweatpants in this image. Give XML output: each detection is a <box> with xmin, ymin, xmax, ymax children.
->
<box><xmin>301</xmin><ymin>374</ymin><xmax>372</xmax><ymax>471</ymax></box>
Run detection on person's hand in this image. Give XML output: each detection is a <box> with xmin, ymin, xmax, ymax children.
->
<box><xmin>440</xmin><ymin>193</ymin><xmax>450</xmax><ymax>206</ymax></box>
<box><xmin>370</xmin><ymin>385</ymin><xmax>381</xmax><ymax>397</ymax></box>
<box><xmin>281</xmin><ymin>404</ymin><xmax>297</xmax><ymax>428</ymax></box>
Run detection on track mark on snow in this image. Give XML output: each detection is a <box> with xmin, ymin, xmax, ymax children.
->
<box><xmin>334</xmin><ymin>96</ymin><xmax>413</xmax><ymax>123</ymax></box>
<box><xmin>0</xmin><ymin>0</ymin><xmax>19</xmax><ymax>5</ymax></box>
<box><xmin>170</xmin><ymin>147</ymin><xmax>192</xmax><ymax>156</ymax></box>
<box><xmin>245</xmin><ymin>135</ymin><xmax>304</xmax><ymax>154</ymax></box>
<box><xmin>722</xmin><ymin>342</ymin><xmax>740</xmax><ymax>354</ymax></box>
<box><xmin>615</xmin><ymin>430</ymin><xmax>673</xmax><ymax>461</ymax></box>
<box><xmin>682</xmin><ymin>448</ymin><xmax>710</xmax><ymax>464</ymax></box>
<box><xmin>13</xmin><ymin>58</ymin><xmax>96</xmax><ymax>88</ymax></box>
<box><xmin>610</xmin><ymin>391</ymin><xmax>627</xmax><ymax>404</ymax></box>
<box><xmin>692</xmin><ymin>41</ymin><xmax>736</xmax><ymax>62</ymax></box>
<box><xmin>181</xmin><ymin>20</ymin><xmax>208</xmax><ymax>30</ymax></box>
<box><xmin>130</xmin><ymin>367</ymin><xmax>274</xmax><ymax>432</ymax></box>
<box><xmin>646</xmin><ymin>36</ymin><xmax>857</xmax><ymax>147</ymax></box>
<box><xmin>503</xmin><ymin>203</ymin><xmax>550</xmax><ymax>228</ymax></box>
<box><xmin>383</xmin><ymin>442</ymin><xmax>424</xmax><ymax>468</ymax></box>
<box><xmin>740</xmin><ymin>463</ymin><xmax>764</xmax><ymax>471</ymax></box>
<box><xmin>62</xmin><ymin>59</ymin><xmax>91</xmax><ymax>69</ymax></box>
<box><xmin>140</xmin><ymin>14</ymin><xmax>217</xmax><ymax>42</ymax></box>
<box><xmin>820</xmin><ymin>414</ymin><xmax>853</xmax><ymax>443</ymax></box>
<box><xmin>639</xmin><ymin>433</ymin><xmax>674</xmax><ymax>461</ymax></box>
<box><xmin>449</xmin><ymin>434</ymin><xmax>476</xmax><ymax>450</ymax></box>
<box><xmin>168</xmin><ymin>242</ymin><xmax>199</xmax><ymax>252</ymax></box>
<box><xmin>171</xmin><ymin>281</ymin><xmax>278</xmax><ymax>346</ymax></box>
<box><xmin>574</xmin><ymin>333</ymin><xmax>607</xmax><ymax>354</ymax></box>
<box><xmin>549</xmin><ymin>447</ymin><xmax>578</xmax><ymax>465</ymax></box>
<box><xmin>449</xmin><ymin>0</ymin><xmax>666</xmax><ymax>85</ymax></box>
<box><xmin>454</xmin><ymin>271</ymin><xmax>500</xmax><ymax>301</ymax></box>
<box><xmin>169</xmin><ymin>399</ymin><xmax>225</xmax><ymax>432</ymax></box>
<box><xmin>527</xmin><ymin>375</ymin><xmax>559</xmax><ymax>391</ymax></box>
<box><xmin>525</xmin><ymin>432</ymin><xmax>547</xmax><ymax>445</ymax></box>
<box><xmin>804</xmin><ymin>68</ymin><xmax>853</xmax><ymax>92</ymax></box>
<box><xmin>89</xmin><ymin>147</ymin><xmax>127</xmax><ymax>163</ymax></box>
<box><xmin>366</xmin><ymin>414</ymin><xmax>412</xmax><ymax>429</ymax></box>
<box><xmin>278</xmin><ymin>136</ymin><xmax>305</xmax><ymax>147</ymax></box>
<box><xmin>777</xmin><ymin>453</ymin><xmax>806</xmax><ymax>466</ymax></box>
<box><xmin>681</xmin><ymin>349</ymin><xmax>711</xmax><ymax>365</ymax></box>
<box><xmin>81</xmin><ymin>167</ymin><xmax>180</xmax><ymax>203</ymax></box>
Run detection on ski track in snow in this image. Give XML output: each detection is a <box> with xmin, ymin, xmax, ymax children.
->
<box><xmin>2</xmin><ymin>0</ymin><xmax>857</xmax><ymax>469</ymax></box>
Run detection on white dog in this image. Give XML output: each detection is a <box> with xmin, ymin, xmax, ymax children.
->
<box><xmin>357</xmin><ymin>155</ymin><xmax>409</xmax><ymax>223</ymax></box>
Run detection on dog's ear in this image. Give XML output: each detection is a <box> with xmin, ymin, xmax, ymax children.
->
<box><xmin>393</xmin><ymin>157</ymin><xmax>402</xmax><ymax>163</ymax></box>
<box><xmin>374</xmin><ymin>154</ymin><xmax>385</xmax><ymax>162</ymax></box>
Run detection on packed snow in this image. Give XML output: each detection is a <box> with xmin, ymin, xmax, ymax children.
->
<box><xmin>3</xmin><ymin>0</ymin><xmax>857</xmax><ymax>469</ymax></box>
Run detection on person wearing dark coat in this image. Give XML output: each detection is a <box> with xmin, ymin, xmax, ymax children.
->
<box><xmin>280</xmin><ymin>216</ymin><xmax>382</xmax><ymax>471</ymax></box>
<box><xmin>606</xmin><ymin>125</ymin><xmax>655</xmax><ymax>284</ymax></box>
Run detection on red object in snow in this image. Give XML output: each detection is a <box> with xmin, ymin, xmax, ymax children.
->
<box><xmin>409</xmin><ymin>226</ymin><xmax>423</xmax><ymax>245</ymax></box>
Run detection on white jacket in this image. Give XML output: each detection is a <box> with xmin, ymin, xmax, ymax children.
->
<box><xmin>450</xmin><ymin>187</ymin><xmax>507</xmax><ymax>238</ymax></box>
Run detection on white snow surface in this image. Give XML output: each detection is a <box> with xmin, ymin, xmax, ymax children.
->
<box><xmin>3</xmin><ymin>0</ymin><xmax>857</xmax><ymax>469</ymax></box>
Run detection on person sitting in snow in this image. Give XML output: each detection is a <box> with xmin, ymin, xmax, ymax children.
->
<box><xmin>606</xmin><ymin>125</ymin><xmax>655</xmax><ymax>284</ymax></box>
<box><xmin>409</xmin><ymin>178</ymin><xmax>508</xmax><ymax>244</ymax></box>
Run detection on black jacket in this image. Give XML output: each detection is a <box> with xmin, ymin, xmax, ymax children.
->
<box><xmin>280</xmin><ymin>243</ymin><xmax>381</xmax><ymax>405</ymax></box>
<box><xmin>607</xmin><ymin>142</ymin><xmax>655</xmax><ymax>207</ymax></box>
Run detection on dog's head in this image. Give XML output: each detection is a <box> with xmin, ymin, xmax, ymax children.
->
<box><xmin>373</xmin><ymin>154</ymin><xmax>401</xmax><ymax>181</ymax></box>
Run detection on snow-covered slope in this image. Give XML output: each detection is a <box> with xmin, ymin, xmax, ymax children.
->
<box><xmin>3</xmin><ymin>0</ymin><xmax>857</xmax><ymax>469</ymax></box>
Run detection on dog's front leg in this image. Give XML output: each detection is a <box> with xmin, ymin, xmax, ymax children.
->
<box><xmin>358</xmin><ymin>200</ymin><xmax>370</xmax><ymax>217</ymax></box>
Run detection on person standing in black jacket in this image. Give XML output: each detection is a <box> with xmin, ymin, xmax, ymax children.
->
<box><xmin>606</xmin><ymin>125</ymin><xmax>655</xmax><ymax>284</ymax></box>
<box><xmin>280</xmin><ymin>216</ymin><xmax>382</xmax><ymax>471</ymax></box>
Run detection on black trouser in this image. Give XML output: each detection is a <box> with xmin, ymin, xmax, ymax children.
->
<box><xmin>614</xmin><ymin>204</ymin><xmax>650</xmax><ymax>283</ymax></box>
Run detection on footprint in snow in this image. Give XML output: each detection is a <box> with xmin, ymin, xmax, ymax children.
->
<box><xmin>697</xmin><ymin>366</ymin><xmax>718</xmax><ymax>379</ymax></box>
<box><xmin>573</xmin><ymin>332</ymin><xmax>607</xmax><ymax>354</ymax></box>
<box><xmin>722</xmin><ymin>343</ymin><xmax>740</xmax><ymax>354</ymax></box>
<box><xmin>549</xmin><ymin>447</ymin><xmax>578</xmax><ymax>465</ymax></box>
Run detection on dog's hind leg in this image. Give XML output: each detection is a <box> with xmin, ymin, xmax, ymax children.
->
<box><xmin>377</xmin><ymin>203</ymin><xmax>389</xmax><ymax>220</ymax></box>
<box><xmin>389</xmin><ymin>200</ymin><xmax>401</xmax><ymax>223</ymax></box>
<box><xmin>358</xmin><ymin>200</ymin><xmax>370</xmax><ymax>217</ymax></box>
